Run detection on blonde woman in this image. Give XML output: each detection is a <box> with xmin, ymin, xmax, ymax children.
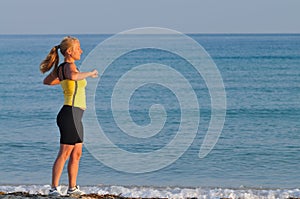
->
<box><xmin>40</xmin><ymin>36</ymin><xmax>98</xmax><ymax>196</ymax></box>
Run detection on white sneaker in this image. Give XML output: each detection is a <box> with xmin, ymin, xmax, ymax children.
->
<box><xmin>67</xmin><ymin>185</ymin><xmax>85</xmax><ymax>196</ymax></box>
<box><xmin>48</xmin><ymin>186</ymin><xmax>62</xmax><ymax>196</ymax></box>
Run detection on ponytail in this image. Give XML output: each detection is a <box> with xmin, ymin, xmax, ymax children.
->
<box><xmin>39</xmin><ymin>45</ymin><xmax>60</xmax><ymax>74</ymax></box>
<box><xmin>40</xmin><ymin>36</ymin><xmax>79</xmax><ymax>74</ymax></box>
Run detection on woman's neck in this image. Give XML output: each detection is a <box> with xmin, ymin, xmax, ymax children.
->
<box><xmin>64</xmin><ymin>56</ymin><xmax>75</xmax><ymax>64</ymax></box>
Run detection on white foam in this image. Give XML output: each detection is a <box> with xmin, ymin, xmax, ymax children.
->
<box><xmin>0</xmin><ymin>184</ymin><xmax>299</xmax><ymax>199</ymax></box>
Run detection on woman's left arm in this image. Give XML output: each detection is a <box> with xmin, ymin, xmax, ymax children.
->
<box><xmin>43</xmin><ymin>70</ymin><xmax>60</xmax><ymax>85</ymax></box>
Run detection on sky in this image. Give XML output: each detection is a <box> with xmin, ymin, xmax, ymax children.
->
<box><xmin>0</xmin><ymin>0</ymin><xmax>299</xmax><ymax>34</ymax></box>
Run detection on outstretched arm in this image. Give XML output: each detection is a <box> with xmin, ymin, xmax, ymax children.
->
<box><xmin>65</xmin><ymin>63</ymin><xmax>98</xmax><ymax>80</ymax></box>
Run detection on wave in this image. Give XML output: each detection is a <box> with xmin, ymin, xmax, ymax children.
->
<box><xmin>213</xmin><ymin>55</ymin><xmax>300</xmax><ymax>61</ymax></box>
<box><xmin>0</xmin><ymin>184</ymin><xmax>299</xmax><ymax>199</ymax></box>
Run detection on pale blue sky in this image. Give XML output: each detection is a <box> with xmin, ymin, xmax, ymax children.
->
<box><xmin>0</xmin><ymin>0</ymin><xmax>299</xmax><ymax>34</ymax></box>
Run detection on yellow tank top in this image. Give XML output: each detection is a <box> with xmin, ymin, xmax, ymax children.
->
<box><xmin>60</xmin><ymin>79</ymin><xmax>87</xmax><ymax>109</ymax></box>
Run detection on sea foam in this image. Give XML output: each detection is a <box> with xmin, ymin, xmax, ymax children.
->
<box><xmin>0</xmin><ymin>184</ymin><xmax>299</xmax><ymax>199</ymax></box>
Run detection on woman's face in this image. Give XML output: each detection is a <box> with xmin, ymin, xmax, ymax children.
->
<box><xmin>69</xmin><ymin>40</ymin><xmax>83</xmax><ymax>60</ymax></box>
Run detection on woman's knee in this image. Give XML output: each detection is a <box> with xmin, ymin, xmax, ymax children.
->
<box><xmin>71</xmin><ymin>150</ymin><xmax>82</xmax><ymax>161</ymax></box>
<box><xmin>57</xmin><ymin>144</ymin><xmax>74</xmax><ymax>160</ymax></box>
<box><xmin>70</xmin><ymin>144</ymin><xmax>82</xmax><ymax>161</ymax></box>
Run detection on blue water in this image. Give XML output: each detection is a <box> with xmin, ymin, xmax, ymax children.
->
<box><xmin>0</xmin><ymin>34</ymin><xmax>299</xmax><ymax>190</ymax></box>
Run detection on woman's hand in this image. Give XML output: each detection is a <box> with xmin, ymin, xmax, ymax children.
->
<box><xmin>90</xmin><ymin>69</ymin><xmax>98</xmax><ymax>78</ymax></box>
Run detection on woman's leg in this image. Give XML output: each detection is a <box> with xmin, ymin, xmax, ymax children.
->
<box><xmin>67</xmin><ymin>143</ymin><xmax>82</xmax><ymax>188</ymax></box>
<box><xmin>52</xmin><ymin>144</ymin><xmax>74</xmax><ymax>188</ymax></box>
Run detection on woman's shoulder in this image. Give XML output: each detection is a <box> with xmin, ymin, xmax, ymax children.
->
<box><xmin>64</xmin><ymin>62</ymin><xmax>78</xmax><ymax>72</ymax></box>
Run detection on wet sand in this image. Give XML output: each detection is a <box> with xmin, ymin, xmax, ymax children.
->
<box><xmin>1</xmin><ymin>191</ymin><xmax>299</xmax><ymax>199</ymax></box>
<box><xmin>0</xmin><ymin>192</ymin><xmax>168</xmax><ymax>199</ymax></box>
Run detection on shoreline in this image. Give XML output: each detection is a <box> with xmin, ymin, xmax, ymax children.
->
<box><xmin>0</xmin><ymin>192</ymin><xmax>299</xmax><ymax>199</ymax></box>
<box><xmin>0</xmin><ymin>192</ymin><xmax>169</xmax><ymax>199</ymax></box>
<box><xmin>1</xmin><ymin>185</ymin><xmax>300</xmax><ymax>199</ymax></box>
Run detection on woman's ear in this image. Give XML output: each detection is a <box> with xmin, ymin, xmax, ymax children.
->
<box><xmin>66</xmin><ymin>47</ymin><xmax>73</xmax><ymax>56</ymax></box>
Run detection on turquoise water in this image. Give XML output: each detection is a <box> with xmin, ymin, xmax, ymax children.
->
<box><xmin>0</xmin><ymin>34</ymin><xmax>299</xmax><ymax>190</ymax></box>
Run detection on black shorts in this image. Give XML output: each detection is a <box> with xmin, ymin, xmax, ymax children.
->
<box><xmin>56</xmin><ymin>105</ymin><xmax>84</xmax><ymax>145</ymax></box>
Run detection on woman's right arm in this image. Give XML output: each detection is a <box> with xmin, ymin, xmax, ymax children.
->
<box><xmin>65</xmin><ymin>63</ymin><xmax>98</xmax><ymax>80</ymax></box>
<box><xmin>43</xmin><ymin>70</ymin><xmax>60</xmax><ymax>85</ymax></box>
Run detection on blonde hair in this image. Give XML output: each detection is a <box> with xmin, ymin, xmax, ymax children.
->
<box><xmin>39</xmin><ymin>36</ymin><xmax>79</xmax><ymax>74</ymax></box>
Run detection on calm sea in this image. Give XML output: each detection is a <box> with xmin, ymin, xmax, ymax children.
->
<box><xmin>0</xmin><ymin>34</ymin><xmax>299</xmax><ymax>198</ymax></box>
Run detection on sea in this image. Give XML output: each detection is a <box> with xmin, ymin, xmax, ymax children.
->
<box><xmin>0</xmin><ymin>33</ymin><xmax>299</xmax><ymax>199</ymax></box>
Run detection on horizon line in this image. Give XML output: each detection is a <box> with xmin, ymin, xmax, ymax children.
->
<box><xmin>0</xmin><ymin>32</ymin><xmax>300</xmax><ymax>36</ymax></box>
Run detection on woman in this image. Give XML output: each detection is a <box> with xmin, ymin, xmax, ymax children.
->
<box><xmin>40</xmin><ymin>36</ymin><xmax>98</xmax><ymax>196</ymax></box>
